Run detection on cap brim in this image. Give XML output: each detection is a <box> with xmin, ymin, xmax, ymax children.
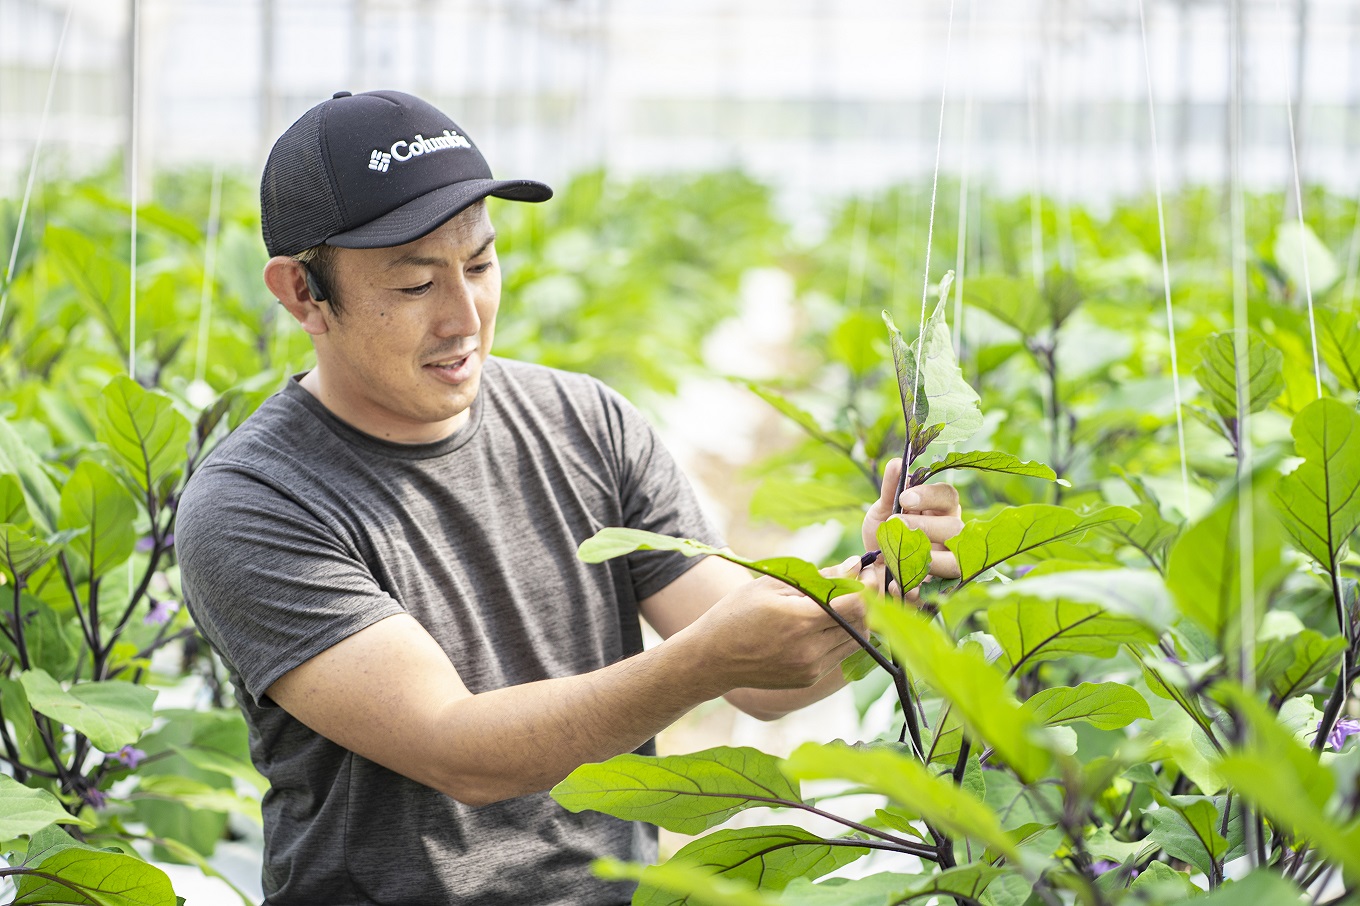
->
<box><xmin>327</xmin><ymin>178</ymin><xmax>553</xmax><ymax>250</ymax></box>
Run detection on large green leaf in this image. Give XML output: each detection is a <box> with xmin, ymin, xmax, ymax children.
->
<box><xmin>738</xmin><ymin>381</ymin><xmax>855</xmax><ymax>452</ymax></box>
<box><xmin>12</xmin><ymin>844</ymin><xmax>177</xmax><ymax>906</ymax></box>
<box><xmin>1166</xmin><ymin>478</ymin><xmax>1289</xmax><ymax>649</ymax></box>
<box><xmin>99</xmin><ymin>376</ymin><xmax>192</xmax><ymax>496</ymax></box>
<box><xmin>876</xmin><ymin>519</ymin><xmax>932</xmax><ymax>593</ymax></box>
<box><xmin>783</xmin><ymin>741</ymin><xmax>1020</xmax><ymax>860</ymax></box>
<box><xmin>577</xmin><ymin>529</ymin><xmax>861</xmax><ymax>606</ymax></box>
<box><xmin>57</xmin><ymin>460</ymin><xmax>139</xmax><ymax>577</ymax></box>
<box><xmin>1168</xmin><ymin>870</ymin><xmax>1303</xmax><ymax>906</ymax></box>
<box><xmin>961</xmin><ymin>275</ymin><xmax>1047</xmax><ymax>336</ymax></box>
<box><xmin>983</xmin><ymin>771</ymin><xmax>1062</xmax><ymax>832</ymax></box>
<box><xmin>1213</xmin><ymin>688</ymin><xmax>1360</xmax><ymax>874</ymax></box>
<box><xmin>594</xmin><ymin>858</ymin><xmax>774</xmax><ymax>906</ymax></box>
<box><xmin>750</xmin><ymin>479</ymin><xmax>867</xmax><ymax>531</ymax></box>
<box><xmin>1273</xmin><ymin>397</ymin><xmax>1360</xmax><ymax>571</ymax></box>
<box><xmin>947</xmin><ymin>505</ymin><xmax>1139</xmax><ymax>585</ymax></box>
<box><xmin>634</xmin><ymin>826</ymin><xmax>867</xmax><ymax>905</ymax></box>
<box><xmin>19</xmin><ymin>668</ymin><xmax>157</xmax><ymax>752</ymax></box>
<box><xmin>869</xmin><ymin>602</ymin><xmax>1052</xmax><ymax>782</ymax></box>
<box><xmin>1192</xmin><ymin>331</ymin><xmax>1284</xmax><ymax>420</ymax></box>
<box><xmin>987</xmin><ymin>596</ymin><xmax>1158</xmax><ymax>673</ymax></box>
<box><xmin>0</xmin><ymin>419</ymin><xmax>61</xmax><ymax>531</ymax></box>
<box><xmin>1023</xmin><ymin>683</ymin><xmax>1150</xmax><ymax>730</ymax></box>
<box><xmin>551</xmin><ymin>746</ymin><xmax>803</xmax><ymax>835</ymax></box>
<box><xmin>1318</xmin><ymin>305</ymin><xmax>1360</xmax><ymax>391</ymax></box>
<box><xmin>1274</xmin><ymin>221</ymin><xmax>1341</xmax><ymax>296</ymax></box>
<box><xmin>1</xmin><ymin>473</ymin><xmax>29</xmax><ymax>525</ymax></box>
<box><xmin>780</xmin><ymin>865</ymin><xmax>1009</xmax><ymax>906</ymax></box>
<box><xmin>1255</xmin><ymin>629</ymin><xmax>1346</xmax><ymax>702</ymax></box>
<box><xmin>0</xmin><ymin>524</ymin><xmax>80</xmax><ymax>583</ymax></box>
<box><xmin>132</xmin><ymin>774</ymin><xmax>262</xmax><ymax>823</ymax></box>
<box><xmin>921</xmin><ymin>451</ymin><xmax>1060</xmax><ymax>485</ymax></box>
<box><xmin>886</xmin><ymin>291</ymin><xmax>984</xmax><ymax>446</ymax></box>
<box><xmin>1143</xmin><ymin>795</ymin><xmax>1229</xmax><ymax>878</ymax></box>
<box><xmin>0</xmin><ymin>774</ymin><xmax>91</xmax><ymax>839</ymax></box>
<box><xmin>883</xmin><ymin>310</ymin><xmax>930</xmax><ymax>434</ymax></box>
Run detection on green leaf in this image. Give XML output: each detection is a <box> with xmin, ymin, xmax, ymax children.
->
<box><xmin>0</xmin><ymin>473</ymin><xmax>30</xmax><ymax>525</ymax></box>
<box><xmin>1000</xmin><ymin>567</ymin><xmax>1176</xmax><ymax>630</ymax></box>
<box><xmin>551</xmin><ymin>746</ymin><xmax>802</xmax><ymax>835</ymax></box>
<box><xmin>57</xmin><ymin>460</ymin><xmax>139</xmax><ymax>577</ymax></box>
<box><xmin>983</xmin><ymin>771</ymin><xmax>1061</xmax><ymax>832</ymax></box>
<box><xmin>0</xmin><ymin>418</ymin><xmax>61</xmax><ymax>531</ymax></box>
<box><xmin>1144</xmin><ymin>794</ymin><xmax>1229</xmax><ymax>877</ymax></box>
<box><xmin>783</xmin><ymin>741</ymin><xmax>1020</xmax><ymax>860</ymax></box>
<box><xmin>0</xmin><ymin>774</ymin><xmax>91</xmax><ymax>839</ymax></box>
<box><xmin>577</xmin><ymin>529</ymin><xmax>861</xmax><ymax>606</ymax></box>
<box><xmin>898</xmin><ymin>296</ymin><xmax>985</xmax><ymax>447</ymax></box>
<box><xmin>99</xmin><ymin>376</ymin><xmax>192</xmax><ymax>496</ymax></box>
<box><xmin>869</xmin><ymin>603</ymin><xmax>1052</xmax><ymax>782</ymax></box>
<box><xmin>0</xmin><ymin>524</ymin><xmax>79</xmax><ymax>583</ymax></box>
<box><xmin>1125</xmin><ymin>860</ymin><xmax>1200</xmax><ymax>900</ymax></box>
<box><xmin>1255</xmin><ymin>629</ymin><xmax>1346</xmax><ymax>702</ymax></box>
<box><xmin>1192</xmin><ymin>332</ymin><xmax>1284</xmax><ymax>420</ymax></box>
<box><xmin>633</xmin><ymin>826</ymin><xmax>867</xmax><ymax>904</ymax></box>
<box><xmin>737</xmin><ymin>381</ymin><xmax>855</xmax><ymax>452</ymax></box>
<box><xmin>781</xmin><ymin>865</ymin><xmax>1009</xmax><ymax>906</ymax></box>
<box><xmin>13</xmin><ymin>845</ymin><xmax>176</xmax><ymax>906</ymax></box>
<box><xmin>594</xmin><ymin>858</ymin><xmax>774</xmax><ymax>906</ymax></box>
<box><xmin>171</xmin><ymin>744</ymin><xmax>269</xmax><ymax>795</ymax></box>
<box><xmin>987</xmin><ymin>596</ymin><xmax>1158</xmax><ymax>673</ymax></box>
<box><xmin>1166</xmin><ymin>477</ymin><xmax>1290</xmax><ymax>649</ymax></box>
<box><xmin>1169</xmin><ymin>870</ymin><xmax>1303</xmax><ymax>906</ymax></box>
<box><xmin>133</xmin><ymin>774</ymin><xmax>262</xmax><ymax>823</ymax></box>
<box><xmin>883</xmin><ymin>310</ymin><xmax>930</xmax><ymax>433</ymax></box>
<box><xmin>947</xmin><ymin>505</ymin><xmax>1140</xmax><ymax>585</ymax></box>
<box><xmin>1274</xmin><ymin>397</ymin><xmax>1360</xmax><ymax>570</ymax></box>
<box><xmin>962</xmin><ymin>275</ymin><xmax>1047</xmax><ymax>336</ymax></box>
<box><xmin>19</xmin><ymin>668</ymin><xmax>157</xmax><ymax>752</ymax></box>
<box><xmin>1318</xmin><ymin>305</ymin><xmax>1360</xmax><ymax>391</ymax></box>
<box><xmin>0</xmin><ymin>677</ymin><xmax>46</xmax><ymax>765</ymax></box>
<box><xmin>841</xmin><ymin>636</ymin><xmax>888</xmax><ymax>683</ymax></box>
<box><xmin>1274</xmin><ymin>221</ymin><xmax>1341</xmax><ymax>296</ymax></box>
<box><xmin>876</xmin><ymin>519</ymin><xmax>932</xmax><ymax>592</ymax></box>
<box><xmin>1024</xmin><ymin>683</ymin><xmax>1150</xmax><ymax>730</ymax></box>
<box><xmin>1214</xmin><ymin>688</ymin><xmax>1360</xmax><ymax>874</ymax></box>
<box><xmin>750</xmin><ymin>479</ymin><xmax>866</xmax><ymax>531</ymax></box>
<box><xmin>922</xmin><ymin>451</ymin><xmax>1060</xmax><ymax>484</ymax></box>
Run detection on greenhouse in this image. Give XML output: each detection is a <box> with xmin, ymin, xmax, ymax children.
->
<box><xmin>1</xmin><ymin>0</ymin><xmax>1358</xmax><ymax>904</ymax></box>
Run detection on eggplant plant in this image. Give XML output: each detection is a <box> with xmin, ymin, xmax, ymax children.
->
<box><xmin>555</xmin><ymin>274</ymin><xmax>1360</xmax><ymax>905</ymax></box>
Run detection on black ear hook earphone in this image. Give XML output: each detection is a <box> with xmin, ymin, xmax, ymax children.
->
<box><xmin>300</xmin><ymin>263</ymin><xmax>329</xmax><ymax>302</ymax></box>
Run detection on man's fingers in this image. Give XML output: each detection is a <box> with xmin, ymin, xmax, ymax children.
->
<box><xmin>929</xmin><ymin>550</ymin><xmax>961</xmax><ymax>580</ymax></box>
<box><xmin>899</xmin><ymin>482</ymin><xmax>960</xmax><ymax>516</ymax></box>
<box><xmin>892</xmin><ymin>512</ymin><xmax>964</xmax><ymax>545</ymax></box>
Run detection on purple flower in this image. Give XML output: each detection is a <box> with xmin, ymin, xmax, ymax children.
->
<box><xmin>144</xmin><ymin>598</ymin><xmax>180</xmax><ymax>626</ymax></box>
<box><xmin>80</xmin><ymin>787</ymin><xmax>107</xmax><ymax>810</ymax></box>
<box><xmin>1092</xmin><ymin>860</ymin><xmax>1120</xmax><ymax>876</ymax></box>
<box><xmin>1320</xmin><ymin>717</ymin><xmax>1360</xmax><ymax>751</ymax></box>
<box><xmin>113</xmin><ymin>745</ymin><xmax>146</xmax><ymax>769</ymax></box>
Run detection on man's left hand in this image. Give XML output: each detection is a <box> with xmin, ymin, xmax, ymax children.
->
<box><xmin>862</xmin><ymin>458</ymin><xmax>963</xmax><ymax>583</ymax></box>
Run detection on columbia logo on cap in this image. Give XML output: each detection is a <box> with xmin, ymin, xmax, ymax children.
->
<box><xmin>366</xmin><ymin>130</ymin><xmax>472</xmax><ymax>175</ymax></box>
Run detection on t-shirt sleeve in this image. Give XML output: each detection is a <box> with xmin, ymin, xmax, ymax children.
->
<box><xmin>176</xmin><ymin>464</ymin><xmax>406</xmax><ymax>707</ymax></box>
<box><xmin>598</xmin><ymin>385</ymin><xmax>726</xmax><ymax>601</ymax></box>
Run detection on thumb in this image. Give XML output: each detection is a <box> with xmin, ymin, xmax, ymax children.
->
<box><xmin>869</xmin><ymin>458</ymin><xmax>903</xmax><ymax>518</ymax></box>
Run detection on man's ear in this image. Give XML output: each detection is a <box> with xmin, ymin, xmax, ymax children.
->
<box><xmin>264</xmin><ymin>256</ymin><xmax>330</xmax><ymax>336</ymax></box>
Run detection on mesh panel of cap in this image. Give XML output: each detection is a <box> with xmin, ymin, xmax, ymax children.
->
<box><xmin>260</xmin><ymin>107</ymin><xmax>345</xmax><ymax>257</ymax></box>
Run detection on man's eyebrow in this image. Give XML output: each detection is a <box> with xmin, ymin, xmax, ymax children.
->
<box><xmin>382</xmin><ymin>231</ymin><xmax>497</xmax><ymax>271</ymax></box>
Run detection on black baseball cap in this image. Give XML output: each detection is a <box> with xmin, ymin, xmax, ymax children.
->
<box><xmin>260</xmin><ymin>90</ymin><xmax>552</xmax><ymax>257</ymax></box>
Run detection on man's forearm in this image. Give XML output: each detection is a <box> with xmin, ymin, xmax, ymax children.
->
<box><xmin>725</xmin><ymin>666</ymin><xmax>848</xmax><ymax>721</ymax></box>
<box><xmin>426</xmin><ymin>629</ymin><xmax>722</xmax><ymax>806</ymax></box>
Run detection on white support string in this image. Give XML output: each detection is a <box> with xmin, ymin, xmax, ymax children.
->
<box><xmin>951</xmin><ymin>0</ymin><xmax>978</xmax><ymax>360</ymax></box>
<box><xmin>905</xmin><ymin>0</ymin><xmax>957</xmax><ymax>470</ymax></box>
<box><xmin>128</xmin><ymin>0</ymin><xmax>142</xmax><ymax>379</ymax></box>
<box><xmin>1273</xmin><ymin>0</ymin><xmax>1323</xmax><ymax>400</ymax></box>
<box><xmin>0</xmin><ymin>1</ymin><xmax>73</xmax><ymax>333</ymax></box>
<box><xmin>193</xmin><ymin>165</ymin><xmax>225</xmax><ymax>385</ymax></box>
<box><xmin>1344</xmin><ymin>188</ymin><xmax>1360</xmax><ymax>303</ymax></box>
<box><xmin>1229</xmin><ymin>0</ymin><xmax>1257</xmax><ymax>696</ymax></box>
<box><xmin>1026</xmin><ymin>68</ymin><xmax>1046</xmax><ymax>289</ymax></box>
<box><xmin>1136</xmin><ymin>0</ymin><xmax>1192</xmax><ymax>519</ymax></box>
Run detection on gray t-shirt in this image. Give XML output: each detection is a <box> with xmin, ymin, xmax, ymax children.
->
<box><xmin>176</xmin><ymin>358</ymin><xmax>723</xmax><ymax>905</ymax></box>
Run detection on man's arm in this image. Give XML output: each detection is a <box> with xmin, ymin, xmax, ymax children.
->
<box><xmin>640</xmin><ymin>461</ymin><xmax>964</xmax><ymax>722</ymax></box>
<box><xmin>265</xmin><ymin>572</ymin><xmax>864</xmax><ymax>807</ymax></box>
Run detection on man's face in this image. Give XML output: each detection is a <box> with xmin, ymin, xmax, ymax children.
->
<box><xmin>308</xmin><ymin>203</ymin><xmax>500</xmax><ymax>444</ymax></box>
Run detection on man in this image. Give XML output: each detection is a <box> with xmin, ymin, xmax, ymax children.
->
<box><xmin>176</xmin><ymin>89</ymin><xmax>962</xmax><ymax>905</ymax></box>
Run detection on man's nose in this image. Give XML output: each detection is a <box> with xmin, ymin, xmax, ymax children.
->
<box><xmin>433</xmin><ymin>281</ymin><xmax>481</xmax><ymax>338</ymax></box>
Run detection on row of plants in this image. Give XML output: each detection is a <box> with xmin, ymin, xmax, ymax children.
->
<box><xmin>0</xmin><ymin>162</ymin><xmax>1357</xmax><ymax>903</ymax></box>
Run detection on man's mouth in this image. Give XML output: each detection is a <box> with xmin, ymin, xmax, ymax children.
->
<box><xmin>423</xmin><ymin>351</ymin><xmax>477</xmax><ymax>382</ymax></box>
